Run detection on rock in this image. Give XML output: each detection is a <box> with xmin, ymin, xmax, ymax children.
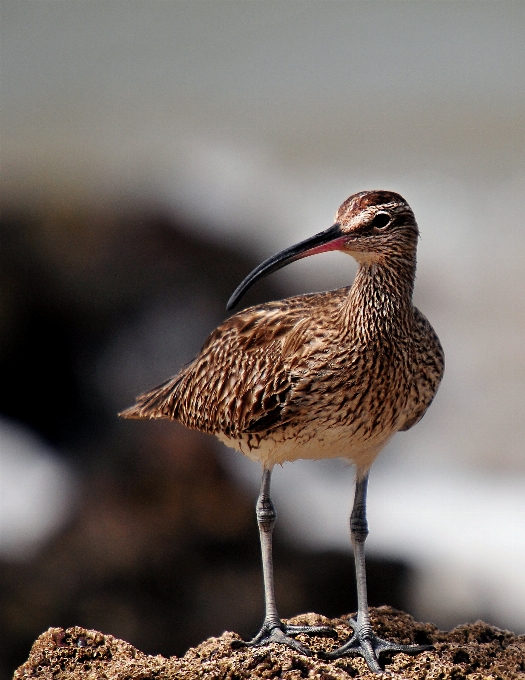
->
<box><xmin>14</xmin><ymin>607</ymin><xmax>525</xmax><ymax>679</ymax></box>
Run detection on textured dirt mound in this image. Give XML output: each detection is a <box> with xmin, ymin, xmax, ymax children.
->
<box><xmin>14</xmin><ymin>607</ymin><xmax>525</xmax><ymax>679</ymax></box>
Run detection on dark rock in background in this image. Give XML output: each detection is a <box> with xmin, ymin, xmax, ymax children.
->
<box><xmin>0</xmin><ymin>202</ymin><xmax>411</xmax><ymax>678</ymax></box>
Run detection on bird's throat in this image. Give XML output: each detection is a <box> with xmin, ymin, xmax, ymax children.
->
<box><xmin>346</xmin><ymin>255</ymin><xmax>417</xmax><ymax>338</ymax></box>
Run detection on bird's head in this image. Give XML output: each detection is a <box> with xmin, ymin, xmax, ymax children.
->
<box><xmin>227</xmin><ymin>190</ymin><xmax>419</xmax><ymax>310</ymax></box>
<box><xmin>334</xmin><ymin>190</ymin><xmax>418</xmax><ymax>264</ymax></box>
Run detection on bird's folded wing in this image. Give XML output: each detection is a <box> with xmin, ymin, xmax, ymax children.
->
<box><xmin>398</xmin><ymin>308</ymin><xmax>445</xmax><ymax>431</ymax></box>
<box><xmin>119</xmin><ymin>290</ymin><xmax>347</xmax><ymax>437</ymax></box>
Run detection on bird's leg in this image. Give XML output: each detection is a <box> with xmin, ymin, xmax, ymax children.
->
<box><xmin>232</xmin><ymin>467</ymin><xmax>335</xmax><ymax>655</ymax></box>
<box><xmin>324</xmin><ymin>470</ymin><xmax>433</xmax><ymax>674</ymax></box>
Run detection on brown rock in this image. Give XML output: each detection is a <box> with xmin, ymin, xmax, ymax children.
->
<box><xmin>14</xmin><ymin>607</ymin><xmax>525</xmax><ymax>679</ymax></box>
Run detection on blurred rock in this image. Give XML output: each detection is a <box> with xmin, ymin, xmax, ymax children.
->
<box><xmin>0</xmin><ymin>201</ymin><xmax>278</xmax><ymax>447</ymax></box>
<box><xmin>0</xmin><ymin>203</ymin><xmax>410</xmax><ymax>678</ymax></box>
<box><xmin>0</xmin><ymin>419</ymin><xmax>409</xmax><ymax>677</ymax></box>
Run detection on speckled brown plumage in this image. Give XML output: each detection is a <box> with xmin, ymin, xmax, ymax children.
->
<box><xmin>121</xmin><ymin>190</ymin><xmax>444</xmax><ymax>472</ymax></box>
<box><xmin>121</xmin><ymin>190</ymin><xmax>444</xmax><ymax>671</ymax></box>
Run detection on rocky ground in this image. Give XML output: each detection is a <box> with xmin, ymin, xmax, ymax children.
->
<box><xmin>14</xmin><ymin>607</ymin><xmax>525</xmax><ymax>679</ymax></box>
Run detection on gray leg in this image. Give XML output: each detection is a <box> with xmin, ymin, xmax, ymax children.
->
<box><xmin>324</xmin><ymin>470</ymin><xmax>433</xmax><ymax>673</ymax></box>
<box><xmin>232</xmin><ymin>467</ymin><xmax>335</xmax><ymax>655</ymax></box>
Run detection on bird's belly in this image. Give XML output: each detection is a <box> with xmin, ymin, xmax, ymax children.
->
<box><xmin>217</xmin><ymin>422</ymin><xmax>394</xmax><ymax>470</ymax></box>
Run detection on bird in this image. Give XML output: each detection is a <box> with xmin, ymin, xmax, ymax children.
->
<box><xmin>120</xmin><ymin>189</ymin><xmax>444</xmax><ymax>674</ymax></box>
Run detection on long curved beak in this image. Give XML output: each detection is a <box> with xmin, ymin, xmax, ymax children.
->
<box><xmin>226</xmin><ymin>223</ymin><xmax>346</xmax><ymax>310</ymax></box>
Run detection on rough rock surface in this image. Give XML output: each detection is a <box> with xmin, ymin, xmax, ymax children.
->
<box><xmin>14</xmin><ymin>607</ymin><xmax>525</xmax><ymax>679</ymax></box>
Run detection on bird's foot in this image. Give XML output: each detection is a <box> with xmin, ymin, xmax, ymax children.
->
<box><xmin>231</xmin><ymin>619</ymin><xmax>336</xmax><ymax>656</ymax></box>
<box><xmin>322</xmin><ymin>617</ymin><xmax>434</xmax><ymax>675</ymax></box>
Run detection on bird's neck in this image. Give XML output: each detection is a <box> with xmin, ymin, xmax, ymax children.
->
<box><xmin>344</xmin><ymin>253</ymin><xmax>417</xmax><ymax>337</ymax></box>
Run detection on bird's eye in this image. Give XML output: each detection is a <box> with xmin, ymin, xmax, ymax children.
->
<box><xmin>371</xmin><ymin>212</ymin><xmax>391</xmax><ymax>229</ymax></box>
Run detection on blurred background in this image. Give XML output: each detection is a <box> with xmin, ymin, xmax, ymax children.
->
<box><xmin>1</xmin><ymin>1</ymin><xmax>525</xmax><ymax>676</ymax></box>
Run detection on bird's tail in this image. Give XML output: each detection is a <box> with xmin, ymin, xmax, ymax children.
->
<box><xmin>119</xmin><ymin>374</ymin><xmax>184</xmax><ymax>420</ymax></box>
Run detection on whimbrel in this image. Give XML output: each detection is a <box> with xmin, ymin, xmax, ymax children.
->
<box><xmin>121</xmin><ymin>190</ymin><xmax>444</xmax><ymax>674</ymax></box>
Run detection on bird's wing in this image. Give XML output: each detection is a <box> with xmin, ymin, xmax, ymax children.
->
<box><xmin>399</xmin><ymin>307</ymin><xmax>445</xmax><ymax>431</ymax></box>
<box><xmin>120</xmin><ymin>289</ymin><xmax>348</xmax><ymax>438</ymax></box>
